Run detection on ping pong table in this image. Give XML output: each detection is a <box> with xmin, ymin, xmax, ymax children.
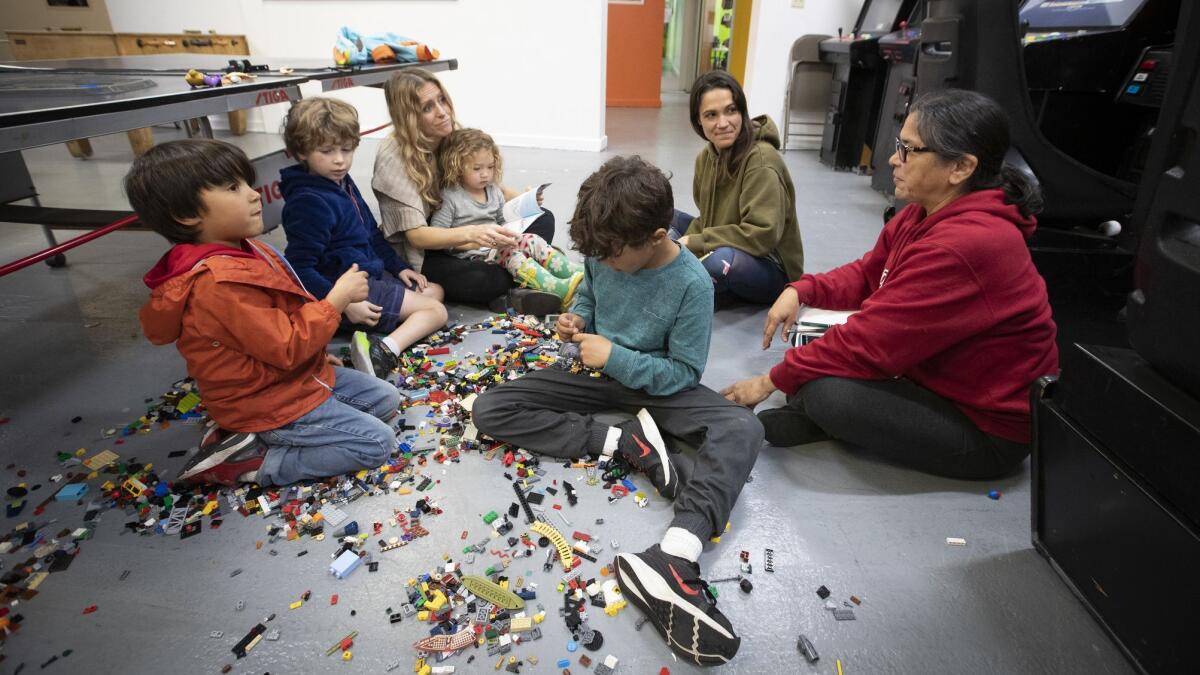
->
<box><xmin>0</xmin><ymin>55</ymin><xmax>457</xmax><ymax>274</ymax></box>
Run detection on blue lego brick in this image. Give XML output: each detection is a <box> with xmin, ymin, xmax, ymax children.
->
<box><xmin>330</xmin><ymin>550</ymin><xmax>363</xmax><ymax>579</ymax></box>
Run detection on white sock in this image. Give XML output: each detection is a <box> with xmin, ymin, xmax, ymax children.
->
<box><xmin>659</xmin><ymin>527</ymin><xmax>702</xmax><ymax>563</ymax></box>
<box><xmin>237</xmin><ymin>470</ymin><xmax>259</xmax><ymax>484</ymax></box>
<box><xmin>381</xmin><ymin>336</ymin><xmax>401</xmax><ymax>356</ymax></box>
<box><xmin>600</xmin><ymin>425</ymin><xmax>622</xmax><ymax>458</ymax></box>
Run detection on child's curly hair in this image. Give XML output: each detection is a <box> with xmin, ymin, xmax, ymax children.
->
<box><xmin>282</xmin><ymin>97</ymin><xmax>360</xmax><ymax>159</ymax></box>
<box><xmin>438</xmin><ymin>128</ymin><xmax>503</xmax><ymax>189</ymax></box>
<box><xmin>569</xmin><ymin>156</ymin><xmax>674</xmax><ymax>260</ymax></box>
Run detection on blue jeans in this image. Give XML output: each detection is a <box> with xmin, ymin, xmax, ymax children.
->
<box><xmin>257</xmin><ymin>367</ymin><xmax>400</xmax><ymax>486</ymax></box>
<box><xmin>670</xmin><ymin>210</ymin><xmax>788</xmax><ymax>305</ymax></box>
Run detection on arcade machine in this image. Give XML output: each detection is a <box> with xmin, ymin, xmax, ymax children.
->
<box><xmin>817</xmin><ymin>0</ymin><xmax>917</xmax><ymax>171</ymax></box>
<box><xmin>869</xmin><ymin>0</ymin><xmax>927</xmax><ymax>196</ymax></box>
<box><xmin>1031</xmin><ymin>3</ymin><xmax>1200</xmax><ymax>672</ymax></box>
<box><xmin>914</xmin><ymin>0</ymin><xmax>1180</xmax><ymax>349</ymax></box>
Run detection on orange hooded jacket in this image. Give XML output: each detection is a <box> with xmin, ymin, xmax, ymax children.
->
<box><xmin>139</xmin><ymin>239</ymin><xmax>340</xmax><ymax>432</ymax></box>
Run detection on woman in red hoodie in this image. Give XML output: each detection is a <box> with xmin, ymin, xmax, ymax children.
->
<box><xmin>722</xmin><ymin>89</ymin><xmax>1058</xmax><ymax>479</ymax></box>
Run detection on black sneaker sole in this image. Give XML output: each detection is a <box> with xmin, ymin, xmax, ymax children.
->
<box><xmin>177</xmin><ymin>433</ymin><xmax>259</xmax><ymax>481</ymax></box>
<box><xmin>614</xmin><ymin>552</ymin><xmax>739</xmax><ymax>665</ymax></box>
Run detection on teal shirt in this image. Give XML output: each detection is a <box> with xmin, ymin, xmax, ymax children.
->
<box><xmin>572</xmin><ymin>244</ymin><xmax>713</xmax><ymax>396</ymax></box>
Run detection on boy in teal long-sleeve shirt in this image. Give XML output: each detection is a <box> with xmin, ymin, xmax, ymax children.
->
<box><xmin>472</xmin><ymin>156</ymin><xmax>762</xmax><ymax>667</ymax></box>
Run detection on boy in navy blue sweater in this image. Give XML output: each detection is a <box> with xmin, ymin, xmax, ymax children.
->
<box><xmin>281</xmin><ymin>97</ymin><xmax>447</xmax><ymax>378</ymax></box>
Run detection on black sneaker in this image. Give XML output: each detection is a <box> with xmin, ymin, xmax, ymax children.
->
<box><xmin>176</xmin><ymin>431</ymin><xmax>262</xmax><ymax>485</ymax></box>
<box><xmin>350</xmin><ymin>331</ymin><xmax>398</xmax><ymax>378</ymax></box>
<box><xmin>612</xmin><ymin>409</ymin><xmax>682</xmax><ymax>500</ymax></box>
<box><xmin>757</xmin><ymin>406</ymin><xmax>831</xmax><ymax>447</ymax></box>
<box><xmin>488</xmin><ymin>288</ymin><xmax>562</xmax><ymax>318</ymax></box>
<box><xmin>614</xmin><ymin>545</ymin><xmax>740</xmax><ymax>665</ymax></box>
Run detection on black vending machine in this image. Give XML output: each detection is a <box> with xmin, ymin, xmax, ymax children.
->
<box><xmin>817</xmin><ymin>0</ymin><xmax>917</xmax><ymax>172</ymax></box>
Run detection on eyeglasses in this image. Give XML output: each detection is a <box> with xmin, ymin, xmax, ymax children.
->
<box><xmin>895</xmin><ymin>137</ymin><xmax>932</xmax><ymax>163</ymax></box>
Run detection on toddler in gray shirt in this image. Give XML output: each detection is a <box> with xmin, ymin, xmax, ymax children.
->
<box><xmin>432</xmin><ymin>128</ymin><xmax>583</xmax><ymax>308</ymax></box>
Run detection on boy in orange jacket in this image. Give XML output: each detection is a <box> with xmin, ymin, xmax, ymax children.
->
<box><xmin>130</xmin><ymin>139</ymin><xmax>400</xmax><ymax>486</ymax></box>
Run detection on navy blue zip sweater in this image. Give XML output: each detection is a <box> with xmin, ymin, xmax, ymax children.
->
<box><xmin>280</xmin><ymin>164</ymin><xmax>410</xmax><ymax>299</ymax></box>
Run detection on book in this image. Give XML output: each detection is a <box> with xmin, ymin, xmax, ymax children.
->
<box><xmin>788</xmin><ymin>306</ymin><xmax>855</xmax><ymax>347</ymax></box>
<box><xmin>475</xmin><ymin>183</ymin><xmax>550</xmax><ymax>258</ymax></box>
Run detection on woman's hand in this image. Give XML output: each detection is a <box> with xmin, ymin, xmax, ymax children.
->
<box><xmin>397</xmin><ymin>268</ymin><xmax>428</xmax><ymax>291</ymax></box>
<box><xmin>344</xmin><ymin>300</ymin><xmax>382</xmax><ymax>327</ymax></box>
<box><xmin>720</xmin><ymin>374</ymin><xmax>777</xmax><ymax>408</ymax></box>
<box><xmin>763</xmin><ymin>286</ymin><xmax>802</xmax><ymax>349</ymax></box>
<box><xmin>468</xmin><ymin>222</ymin><xmax>518</xmax><ymax>250</ymax></box>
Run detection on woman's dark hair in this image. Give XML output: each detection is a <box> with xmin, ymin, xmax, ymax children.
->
<box><xmin>688</xmin><ymin>70</ymin><xmax>755</xmax><ymax>180</ymax></box>
<box><xmin>124</xmin><ymin>139</ymin><xmax>256</xmax><ymax>244</ymax></box>
<box><xmin>569</xmin><ymin>155</ymin><xmax>674</xmax><ymax>259</ymax></box>
<box><xmin>908</xmin><ymin>89</ymin><xmax>1043</xmax><ymax>217</ymax></box>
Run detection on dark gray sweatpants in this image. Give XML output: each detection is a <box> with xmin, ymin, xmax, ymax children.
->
<box><xmin>471</xmin><ymin>368</ymin><xmax>763</xmax><ymax>541</ymax></box>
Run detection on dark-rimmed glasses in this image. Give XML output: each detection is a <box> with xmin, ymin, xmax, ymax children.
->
<box><xmin>895</xmin><ymin>137</ymin><xmax>932</xmax><ymax>163</ymax></box>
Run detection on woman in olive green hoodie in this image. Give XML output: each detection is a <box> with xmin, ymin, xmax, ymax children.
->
<box><xmin>672</xmin><ymin>71</ymin><xmax>805</xmax><ymax>306</ymax></box>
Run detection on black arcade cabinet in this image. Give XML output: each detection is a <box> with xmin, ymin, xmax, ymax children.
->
<box><xmin>817</xmin><ymin>0</ymin><xmax>917</xmax><ymax>172</ymax></box>
<box><xmin>1032</xmin><ymin>3</ymin><xmax>1200</xmax><ymax>674</ymax></box>
<box><xmin>869</xmin><ymin>1</ymin><xmax>927</xmax><ymax>196</ymax></box>
<box><xmin>913</xmin><ymin>0</ymin><xmax>1180</xmax><ymax>349</ymax></box>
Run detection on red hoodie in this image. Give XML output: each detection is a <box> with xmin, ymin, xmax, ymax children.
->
<box><xmin>769</xmin><ymin>189</ymin><xmax>1059</xmax><ymax>443</ymax></box>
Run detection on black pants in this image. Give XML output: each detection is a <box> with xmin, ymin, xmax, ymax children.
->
<box><xmin>422</xmin><ymin>210</ymin><xmax>556</xmax><ymax>306</ymax></box>
<box><xmin>471</xmin><ymin>368</ymin><xmax>763</xmax><ymax>540</ymax></box>
<box><xmin>784</xmin><ymin>377</ymin><xmax>1030</xmax><ymax>480</ymax></box>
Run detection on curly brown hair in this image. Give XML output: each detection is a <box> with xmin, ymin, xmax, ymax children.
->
<box><xmin>569</xmin><ymin>156</ymin><xmax>674</xmax><ymax>259</ymax></box>
<box><xmin>437</xmin><ymin>128</ymin><xmax>503</xmax><ymax>189</ymax></box>
<box><xmin>282</xmin><ymin>97</ymin><xmax>360</xmax><ymax>159</ymax></box>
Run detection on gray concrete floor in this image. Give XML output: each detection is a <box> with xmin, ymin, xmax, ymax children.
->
<box><xmin>0</xmin><ymin>96</ymin><xmax>1133</xmax><ymax>674</ymax></box>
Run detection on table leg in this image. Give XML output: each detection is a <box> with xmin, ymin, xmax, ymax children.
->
<box><xmin>65</xmin><ymin>139</ymin><xmax>94</xmax><ymax>159</ymax></box>
<box><xmin>127</xmin><ymin>128</ymin><xmax>154</xmax><ymax>156</ymax></box>
<box><xmin>228</xmin><ymin>110</ymin><xmax>248</xmax><ymax>135</ymax></box>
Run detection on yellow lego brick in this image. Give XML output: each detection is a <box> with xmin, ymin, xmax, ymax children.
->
<box><xmin>413</xmin><ymin>657</ymin><xmax>426</xmax><ymax>672</ymax></box>
<box><xmin>533</xmin><ymin>611</ymin><xmax>545</xmax><ymax>624</ymax></box>
<box><xmin>341</xmin><ymin>650</ymin><xmax>352</xmax><ymax>661</ymax></box>
<box><xmin>417</xmin><ymin>610</ymin><xmax>430</xmax><ymax>621</ymax></box>
<box><xmin>289</xmin><ymin>600</ymin><xmax>303</xmax><ymax>610</ymax></box>
<box><xmin>201</xmin><ymin>500</ymin><xmax>219</xmax><ymax>516</ymax></box>
<box><xmin>498</xmin><ymin>579</ymin><xmax>509</xmax><ymax>590</ymax></box>
<box><xmin>427</xmin><ymin>590</ymin><xmax>446</xmax><ymax>612</ymax></box>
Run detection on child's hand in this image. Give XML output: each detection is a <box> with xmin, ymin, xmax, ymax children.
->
<box><xmin>325</xmin><ymin>353</ymin><xmax>344</xmax><ymax>366</ymax></box>
<box><xmin>344</xmin><ymin>301</ymin><xmax>382</xmax><ymax>327</ymax></box>
<box><xmin>397</xmin><ymin>268</ymin><xmax>428</xmax><ymax>291</ymax></box>
<box><xmin>327</xmin><ymin>263</ymin><xmax>370</xmax><ymax>311</ymax></box>
<box><xmin>572</xmin><ymin>332</ymin><xmax>612</xmax><ymax>369</ymax></box>
<box><xmin>556</xmin><ymin>313</ymin><xmax>586</xmax><ymax>341</ymax></box>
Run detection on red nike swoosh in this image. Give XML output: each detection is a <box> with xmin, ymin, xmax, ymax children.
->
<box><xmin>669</xmin><ymin>564</ymin><xmax>699</xmax><ymax>596</ymax></box>
<box><xmin>634</xmin><ymin>434</ymin><xmax>653</xmax><ymax>458</ymax></box>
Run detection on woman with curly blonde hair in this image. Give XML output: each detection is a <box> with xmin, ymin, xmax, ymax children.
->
<box><xmin>372</xmin><ymin>69</ymin><xmax>557</xmax><ymax>307</ymax></box>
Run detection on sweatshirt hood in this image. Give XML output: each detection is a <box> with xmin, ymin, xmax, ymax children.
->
<box><xmin>280</xmin><ymin>164</ymin><xmax>346</xmax><ymax>200</ymax></box>
<box><xmin>926</xmin><ymin>188</ymin><xmax>1038</xmax><ymax>240</ymax></box>
<box><xmin>143</xmin><ymin>241</ymin><xmax>257</xmax><ymax>289</ymax></box>
<box><xmin>752</xmin><ymin>115</ymin><xmax>780</xmax><ymax>149</ymax></box>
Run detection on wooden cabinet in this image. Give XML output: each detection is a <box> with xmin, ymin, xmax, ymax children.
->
<box><xmin>6</xmin><ymin>30</ymin><xmax>249</xmax><ymax>59</ymax></box>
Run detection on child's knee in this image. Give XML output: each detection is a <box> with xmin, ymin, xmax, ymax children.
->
<box><xmin>425</xmin><ymin>283</ymin><xmax>445</xmax><ymax>302</ymax></box>
<box><xmin>362</xmin><ymin>418</ymin><xmax>396</xmax><ymax>465</ymax></box>
<box><xmin>469</xmin><ymin>391</ymin><xmax>500</xmax><ymax>433</ymax></box>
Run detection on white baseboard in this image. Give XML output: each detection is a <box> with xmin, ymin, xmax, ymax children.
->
<box><xmin>490</xmin><ymin>133</ymin><xmax>609</xmax><ymax>152</ymax></box>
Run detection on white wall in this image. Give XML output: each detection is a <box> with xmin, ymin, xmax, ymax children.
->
<box><xmin>107</xmin><ymin>0</ymin><xmax>608</xmax><ymax>151</ymax></box>
<box><xmin>741</xmin><ymin>0</ymin><xmax>860</xmax><ymax>128</ymax></box>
